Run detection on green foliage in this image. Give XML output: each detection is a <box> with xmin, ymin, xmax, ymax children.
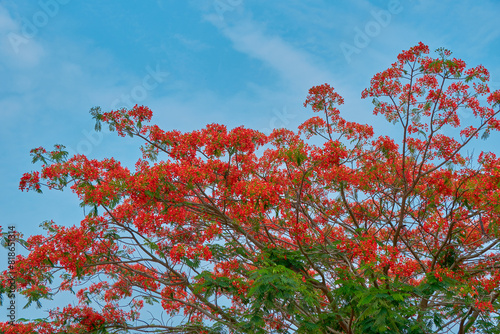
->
<box><xmin>90</xmin><ymin>106</ymin><xmax>103</xmax><ymax>132</ymax></box>
<box><xmin>241</xmin><ymin>253</ymin><xmax>321</xmax><ymax>333</ymax></box>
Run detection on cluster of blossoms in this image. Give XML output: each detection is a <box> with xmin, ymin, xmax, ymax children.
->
<box><xmin>3</xmin><ymin>43</ymin><xmax>500</xmax><ymax>333</ymax></box>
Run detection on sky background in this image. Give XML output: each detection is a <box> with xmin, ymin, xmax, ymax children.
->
<box><xmin>1</xmin><ymin>0</ymin><xmax>500</xmax><ymax>325</ymax></box>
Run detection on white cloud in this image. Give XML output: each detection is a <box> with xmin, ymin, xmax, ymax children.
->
<box><xmin>204</xmin><ymin>13</ymin><xmax>334</xmax><ymax>94</ymax></box>
<box><xmin>0</xmin><ymin>5</ymin><xmax>17</xmax><ymax>31</ymax></box>
<box><xmin>173</xmin><ymin>33</ymin><xmax>210</xmax><ymax>51</ymax></box>
<box><xmin>0</xmin><ymin>5</ymin><xmax>45</xmax><ymax>68</ymax></box>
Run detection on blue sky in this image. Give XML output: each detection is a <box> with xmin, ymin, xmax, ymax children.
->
<box><xmin>1</xmin><ymin>0</ymin><xmax>500</xmax><ymax>323</ymax></box>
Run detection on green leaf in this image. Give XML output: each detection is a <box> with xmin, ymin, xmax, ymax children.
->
<box><xmin>43</xmin><ymin>257</ymin><xmax>54</xmax><ymax>268</ymax></box>
<box><xmin>89</xmin><ymin>106</ymin><xmax>103</xmax><ymax>132</ymax></box>
<box><xmin>358</xmin><ymin>293</ymin><xmax>375</xmax><ymax>307</ymax></box>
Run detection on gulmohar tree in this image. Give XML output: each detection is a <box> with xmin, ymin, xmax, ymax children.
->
<box><xmin>2</xmin><ymin>42</ymin><xmax>500</xmax><ymax>333</ymax></box>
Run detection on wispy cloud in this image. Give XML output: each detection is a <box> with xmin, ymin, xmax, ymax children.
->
<box><xmin>0</xmin><ymin>4</ymin><xmax>45</xmax><ymax>68</ymax></box>
<box><xmin>204</xmin><ymin>13</ymin><xmax>333</xmax><ymax>94</ymax></box>
<box><xmin>173</xmin><ymin>33</ymin><xmax>210</xmax><ymax>51</ymax></box>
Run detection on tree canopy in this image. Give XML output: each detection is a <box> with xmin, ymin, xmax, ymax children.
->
<box><xmin>2</xmin><ymin>42</ymin><xmax>500</xmax><ymax>333</ymax></box>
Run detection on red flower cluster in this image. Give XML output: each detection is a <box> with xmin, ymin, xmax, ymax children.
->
<box><xmin>5</xmin><ymin>43</ymin><xmax>500</xmax><ymax>333</ymax></box>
